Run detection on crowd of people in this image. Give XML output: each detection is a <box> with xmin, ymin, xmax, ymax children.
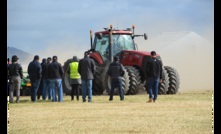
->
<box><xmin>7</xmin><ymin>50</ymin><xmax>164</xmax><ymax>103</ymax></box>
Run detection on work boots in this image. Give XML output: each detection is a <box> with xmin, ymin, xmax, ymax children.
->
<box><xmin>147</xmin><ymin>98</ymin><xmax>153</xmax><ymax>103</ymax></box>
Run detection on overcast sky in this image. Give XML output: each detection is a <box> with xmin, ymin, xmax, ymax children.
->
<box><xmin>7</xmin><ymin>0</ymin><xmax>214</xmax><ymax>57</ymax></box>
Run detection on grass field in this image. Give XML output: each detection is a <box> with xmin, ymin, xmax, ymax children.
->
<box><xmin>8</xmin><ymin>89</ymin><xmax>214</xmax><ymax>134</ymax></box>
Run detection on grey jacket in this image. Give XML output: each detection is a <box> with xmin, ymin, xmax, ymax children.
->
<box><xmin>107</xmin><ymin>61</ymin><xmax>125</xmax><ymax>80</ymax></box>
<box><xmin>78</xmin><ymin>56</ymin><xmax>95</xmax><ymax>80</ymax></box>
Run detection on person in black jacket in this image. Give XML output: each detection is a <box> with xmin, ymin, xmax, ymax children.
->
<box><xmin>28</xmin><ymin>55</ymin><xmax>42</xmax><ymax>102</ymax></box>
<box><xmin>78</xmin><ymin>51</ymin><xmax>95</xmax><ymax>102</ymax></box>
<box><xmin>8</xmin><ymin>55</ymin><xmax>23</xmax><ymax>103</ymax></box>
<box><xmin>42</xmin><ymin>57</ymin><xmax>52</xmax><ymax>100</ymax></box>
<box><xmin>107</xmin><ymin>56</ymin><xmax>125</xmax><ymax>101</ymax></box>
<box><xmin>145</xmin><ymin>51</ymin><xmax>164</xmax><ymax>103</ymax></box>
<box><xmin>48</xmin><ymin>56</ymin><xmax>64</xmax><ymax>102</ymax></box>
<box><xmin>37</xmin><ymin>58</ymin><xmax>47</xmax><ymax>100</ymax></box>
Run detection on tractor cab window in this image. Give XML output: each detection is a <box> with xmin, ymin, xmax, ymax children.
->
<box><xmin>93</xmin><ymin>35</ymin><xmax>109</xmax><ymax>62</ymax></box>
<box><xmin>93</xmin><ymin>34</ymin><xmax>135</xmax><ymax>62</ymax></box>
<box><xmin>113</xmin><ymin>34</ymin><xmax>135</xmax><ymax>56</ymax></box>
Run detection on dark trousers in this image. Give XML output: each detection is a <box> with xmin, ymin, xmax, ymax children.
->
<box><xmin>109</xmin><ymin>78</ymin><xmax>124</xmax><ymax>100</ymax></box>
<box><xmin>30</xmin><ymin>79</ymin><xmax>41</xmax><ymax>102</ymax></box>
<box><xmin>37</xmin><ymin>78</ymin><xmax>43</xmax><ymax>100</ymax></box>
<box><xmin>71</xmin><ymin>84</ymin><xmax>80</xmax><ymax>100</ymax></box>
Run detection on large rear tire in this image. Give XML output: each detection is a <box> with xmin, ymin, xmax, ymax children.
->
<box><xmin>125</xmin><ymin>66</ymin><xmax>139</xmax><ymax>95</ymax></box>
<box><xmin>62</xmin><ymin>59</ymin><xmax>73</xmax><ymax>95</ymax></box>
<box><xmin>158</xmin><ymin>67</ymin><xmax>169</xmax><ymax>94</ymax></box>
<box><xmin>164</xmin><ymin>66</ymin><xmax>180</xmax><ymax>94</ymax></box>
<box><xmin>92</xmin><ymin>62</ymin><xmax>107</xmax><ymax>95</ymax></box>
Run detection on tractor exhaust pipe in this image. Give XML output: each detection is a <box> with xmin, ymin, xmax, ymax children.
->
<box><xmin>109</xmin><ymin>24</ymin><xmax>113</xmax><ymax>62</ymax></box>
<box><xmin>90</xmin><ymin>30</ymin><xmax>93</xmax><ymax>48</ymax></box>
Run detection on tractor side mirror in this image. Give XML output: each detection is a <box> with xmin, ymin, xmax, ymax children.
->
<box><xmin>144</xmin><ymin>33</ymin><xmax>148</xmax><ymax>40</ymax></box>
<box><xmin>96</xmin><ymin>33</ymin><xmax>102</xmax><ymax>40</ymax></box>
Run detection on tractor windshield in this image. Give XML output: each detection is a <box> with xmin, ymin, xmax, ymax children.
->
<box><xmin>93</xmin><ymin>34</ymin><xmax>135</xmax><ymax>62</ymax></box>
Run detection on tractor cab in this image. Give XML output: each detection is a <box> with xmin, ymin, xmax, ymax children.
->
<box><xmin>93</xmin><ymin>33</ymin><xmax>136</xmax><ymax>62</ymax></box>
<box><xmin>89</xmin><ymin>25</ymin><xmax>147</xmax><ymax>63</ymax></box>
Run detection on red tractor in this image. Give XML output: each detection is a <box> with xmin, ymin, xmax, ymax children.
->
<box><xmin>62</xmin><ymin>25</ymin><xmax>180</xmax><ymax>95</ymax></box>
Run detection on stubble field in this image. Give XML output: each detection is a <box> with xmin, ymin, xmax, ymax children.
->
<box><xmin>8</xmin><ymin>89</ymin><xmax>213</xmax><ymax>134</ymax></box>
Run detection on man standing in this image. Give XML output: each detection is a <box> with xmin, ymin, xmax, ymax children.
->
<box><xmin>78</xmin><ymin>51</ymin><xmax>95</xmax><ymax>102</ymax></box>
<box><xmin>67</xmin><ymin>56</ymin><xmax>81</xmax><ymax>101</ymax></box>
<box><xmin>48</xmin><ymin>56</ymin><xmax>64</xmax><ymax>102</ymax></box>
<box><xmin>42</xmin><ymin>57</ymin><xmax>52</xmax><ymax>100</ymax></box>
<box><xmin>145</xmin><ymin>51</ymin><xmax>164</xmax><ymax>103</ymax></box>
<box><xmin>28</xmin><ymin>55</ymin><xmax>42</xmax><ymax>102</ymax></box>
<box><xmin>8</xmin><ymin>55</ymin><xmax>23</xmax><ymax>103</ymax></box>
<box><xmin>107</xmin><ymin>56</ymin><xmax>125</xmax><ymax>101</ymax></box>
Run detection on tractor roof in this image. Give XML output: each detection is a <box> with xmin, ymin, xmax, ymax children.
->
<box><xmin>95</xmin><ymin>29</ymin><xmax>133</xmax><ymax>35</ymax></box>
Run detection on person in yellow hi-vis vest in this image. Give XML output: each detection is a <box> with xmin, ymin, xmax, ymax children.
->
<box><xmin>67</xmin><ymin>56</ymin><xmax>81</xmax><ymax>101</ymax></box>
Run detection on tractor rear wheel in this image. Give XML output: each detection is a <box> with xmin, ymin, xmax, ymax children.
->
<box><xmin>92</xmin><ymin>62</ymin><xmax>107</xmax><ymax>95</ymax></box>
<box><xmin>164</xmin><ymin>66</ymin><xmax>180</xmax><ymax>94</ymax></box>
<box><xmin>158</xmin><ymin>67</ymin><xmax>169</xmax><ymax>94</ymax></box>
<box><xmin>62</xmin><ymin>59</ymin><xmax>73</xmax><ymax>95</ymax></box>
<box><xmin>125</xmin><ymin>66</ymin><xmax>139</xmax><ymax>95</ymax></box>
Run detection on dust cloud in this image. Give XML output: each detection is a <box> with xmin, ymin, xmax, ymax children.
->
<box><xmin>36</xmin><ymin>40</ymin><xmax>89</xmax><ymax>66</ymax></box>
<box><xmin>35</xmin><ymin>30</ymin><xmax>214</xmax><ymax>93</ymax></box>
<box><xmin>137</xmin><ymin>31</ymin><xmax>214</xmax><ymax>92</ymax></box>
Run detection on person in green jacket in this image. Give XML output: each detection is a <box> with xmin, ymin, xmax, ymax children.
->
<box><xmin>67</xmin><ymin>56</ymin><xmax>81</xmax><ymax>101</ymax></box>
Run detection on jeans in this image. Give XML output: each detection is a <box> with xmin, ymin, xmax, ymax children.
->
<box><xmin>30</xmin><ymin>79</ymin><xmax>41</xmax><ymax>102</ymax></box>
<box><xmin>50</xmin><ymin>79</ymin><xmax>63</xmax><ymax>102</ymax></box>
<box><xmin>42</xmin><ymin>79</ymin><xmax>52</xmax><ymax>100</ymax></box>
<box><xmin>109</xmin><ymin>78</ymin><xmax>124</xmax><ymax>100</ymax></box>
<box><xmin>81</xmin><ymin>80</ymin><xmax>92</xmax><ymax>101</ymax></box>
<box><xmin>146</xmin><ymin>77</ymin><xmax>160</xmax><ymax>100</ymax></box>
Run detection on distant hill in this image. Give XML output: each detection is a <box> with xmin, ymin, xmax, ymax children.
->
<box><xmin>7</xmin><ymin>47</ymin><xmax>34</xmax><ymax>66</ymax></box>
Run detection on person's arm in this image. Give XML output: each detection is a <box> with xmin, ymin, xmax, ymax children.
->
<box><xmin>37</xmin><ymin>63</ymin><xmax>42</xmax><ymax>80</ymax></box>
<box><xmin>59</xmin><ymin>63</ymin><xmax>64</xmax><ymax>78</ymax></box>
<box><xmin>120</xmin><ymin>64</ymin><xmax>125</xmax><ymax>76</ymax></box>
<box><xmin>78</xmin><ymin>60</ymin><xmax>81</xmax><ymax>75</ymax></box>
<box><xmin>91</xmin><ymin>59</ymin><xmax>95</xmax><ymax>75</ymax></box>
<box><xmin>19</xmin><ymin>64</ymin><xmax>23</xmax><ymax>79</ymax></box>
<box><xmin>158</xmin><ymin>59</ymin><xmax>164</xmax><ymax>83</ymax></box>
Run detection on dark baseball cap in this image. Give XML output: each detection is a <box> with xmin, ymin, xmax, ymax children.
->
<box><xmin>12</xmin><ymin>55</ymin><xmax>19</xmax><ymax>61</ymax></box>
